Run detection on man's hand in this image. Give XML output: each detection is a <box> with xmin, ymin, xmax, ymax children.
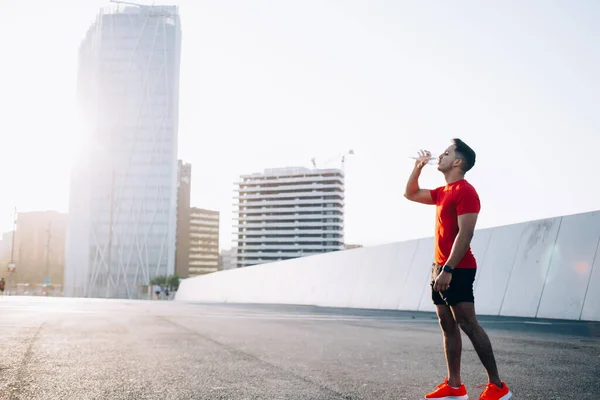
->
<box><xmin>414</xmin><ymin>149</ymin><xmax>433</xmax><ymax>169</ymax></box>
<box><xmin>404</xmin><ymin>149</ymin><xmax>436</xmax><ymax>205</ymax></box>
<box><xmin>433</xmin><ymin>271</ymin><xmax>452</xmax><ymax>292</ymax></box>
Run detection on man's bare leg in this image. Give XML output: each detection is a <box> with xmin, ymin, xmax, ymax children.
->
<box><xmin>436</xmin><ymin>305</ymin><xmax>462</xmax><ymax>388</ymax></box>
<box><xmin>451</xmin><ymin>302</ymin><xmax>503</xmax><ymax>387</ymax></box>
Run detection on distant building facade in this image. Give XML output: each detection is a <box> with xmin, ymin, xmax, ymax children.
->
<box><xmin>175</xmin><ymin>161</ymin><xmax>192</xmax><ymax>278</ymax></box>
<box><xmin>234</xmin><ymin>167</ymin><xmax>345</xmax><ymax>268</ymax></box>
<box><xmin>13</xmin><ymin>211</ymin><xmax>67</xmax><ymax>286</ymax></box>
<box><xmin>188</xmin><ymin>208</ymin><xmax>220</xmax><ymax>276</ymax></box>
<box><xmin>219</xmin><ymin>247</ymin><xmax>238</xmax><ymax>270</ymax></box>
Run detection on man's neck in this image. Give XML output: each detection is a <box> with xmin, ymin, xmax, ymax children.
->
<box><xmin>444</xmin><ymin>170</ymin><xmax>465</xmax><ymax>185</ymax></box>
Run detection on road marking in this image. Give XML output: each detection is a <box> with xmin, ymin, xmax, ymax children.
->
<box><xmin>523</xmin><ymin>321</ymin><xmax>553</xmax><ymax>325</ymax></box>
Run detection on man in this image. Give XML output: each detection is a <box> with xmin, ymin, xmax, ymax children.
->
<box><xmin>0</xmin><ymin>278</ymin><xmax>4</xmax><ymax>296</ymax></box>
<box><xmin>404</xmin><ymin>139</ymin><xmax>512</xmax><ymax>400</ymax></box>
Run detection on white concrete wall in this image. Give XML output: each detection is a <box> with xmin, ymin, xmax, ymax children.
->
<box><xmin>175</xmin><ymin>211</ymin><xmax>600</xmax><ymax>322</ymax></box>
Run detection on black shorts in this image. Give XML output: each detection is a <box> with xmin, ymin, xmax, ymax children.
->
<box><xmin>430</xmin><ymin>263</ymin><xmax>476</xmax><ymax>306</ymax></box>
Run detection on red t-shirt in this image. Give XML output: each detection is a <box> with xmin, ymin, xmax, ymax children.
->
<box><xmin>430</xmin><ymin>179</ymin><xmax>480</xmax><ymax>269</ymax></box>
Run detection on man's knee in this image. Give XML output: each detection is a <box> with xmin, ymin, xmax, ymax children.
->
<box><xmin>437</xmin><ymin>310</ymin><xmax>458</xmax><ymax>334</ymax></box>
<box><xmin>455</xmin><ymin>313</ymin><xmax>479</xmax><ymax>335</ymax></box>
<box><xmin>440</xmin><ymin>319</ymin><xmax>458</xmax><ymax>335</ymax></box>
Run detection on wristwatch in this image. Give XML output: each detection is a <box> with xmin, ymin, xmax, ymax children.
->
<box><xmin>442</xmin><ymin>265</ymin><xmax>454</xmax><ymax>273</ymax></box>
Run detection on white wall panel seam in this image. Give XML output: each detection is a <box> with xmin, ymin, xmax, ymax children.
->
<box><xmin>579</xmin><ymin>232</ymin><xmax>600</xmax><ymax>321</ymax></box>
<box><xmin>534</xmin><ymin>216</ymin><xmax>563</xmax><ymax>318</ymax></box>
<box><xmin>497</xmin><ymin>226</ymin><xmax>526</xmax><ymax>316</ymax></box>
<box><xmin>478</xmin><ymin>229</ymin><xmax>494</xmax><ymax>268</ymax></box>
<box><xmin>473</xmin><ymin>229</ymin><xmax>494</xmax><ymax>293</ymax></box>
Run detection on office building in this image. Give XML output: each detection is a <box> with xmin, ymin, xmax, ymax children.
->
<box><xmin>188</xmin><ymin>208</ymin><xmax>220</xmax><ymax>276</ymax></box>
<box><xmin>234</xmin><ymin>167</ymin><xmax>345</xmax><ymax>267</ymax></box>
<box><xmin>65</xmin><ymin>4</ymin><xmax>182</xmax><ymax>298</ymax></box>
<box><xmin>175</xmin><ymin>160</ymin><xmax>192</xmax><ymax>278</ymax></box>
<box><xmin>13</xmin><ymin>211</ymin><xmax>67</xmax><ymax>286</ymax></box>
<box><xmin>219</xmin><ymin>247</ymin><xmax>238</xmax><ymax>270</ymax></box>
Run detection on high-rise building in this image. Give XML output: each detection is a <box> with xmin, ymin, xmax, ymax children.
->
<box><xmin>175</xmin><ymin>160</ymin><xmax>192</xmax><ymax>278</ymax></box>
<box><xmin>219</xmin><ymin>247</ymin><xmax>238</xmax><ymax>270</ymax></box>
<box><xmin>65</xmin><ymin>4</ymin><xmax>182</xmax><ymax>298</ymax></box>
<box><xmin>234</xmin><ymin>167</ymin><xmax>345</xmax><ymax>267</ymax></box>
<box><xmin>188</xmin><ymin>208</ymin><xmax>220</xmax><ymax>276</ymax></box>
<box><xmin>12</xmin><ymin>211</ymin><xmax>67</xmax><ymax>287</ymax></box>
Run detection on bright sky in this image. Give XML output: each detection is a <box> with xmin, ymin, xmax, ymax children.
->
<box><xmin>1</xmin><ymin>0</ymin><xmax>599</xmax><ymax>251</ymax></box>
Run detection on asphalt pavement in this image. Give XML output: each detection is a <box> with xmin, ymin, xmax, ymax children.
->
<box><xmin>0</xmin><ymin>296</ymin><xmax>598</xmax><ymax>399</ymax></box>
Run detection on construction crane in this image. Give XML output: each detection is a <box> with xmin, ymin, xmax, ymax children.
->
<box><xmin>311</xmin><ymin>149</ymin><xmax>354</xmax><ymax>171</ymax></box>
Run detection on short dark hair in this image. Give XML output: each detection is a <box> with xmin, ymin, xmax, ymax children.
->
<box><xmin>452</xmin><ymin>138</ymin><xmax>476</xmax><ymax>172</ymax></box>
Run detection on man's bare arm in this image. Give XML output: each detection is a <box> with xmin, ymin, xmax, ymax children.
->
<box><xmin>404</xmin><ymin>164</ymin><xmax>434</xmax><ymax>205</ymax></box>
<box><xmin>445</xmin><ymin>213</ymin><xmax>478</xmax><ymax>267</ymax></box>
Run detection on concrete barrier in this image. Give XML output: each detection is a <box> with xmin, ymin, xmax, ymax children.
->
<box><xmin>175</xmin><ymin>210</ymin><xmax>600</xmax><ymax>322</ymax></box>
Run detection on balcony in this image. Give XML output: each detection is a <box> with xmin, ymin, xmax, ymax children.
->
<box><xmin>190</xmin><ymin>233</ymin><xmax>219</xmax><ymax>240</ymax></box>
<box><xmin>190</xmin><ymin>213</ymin><xmax>219</xmax><ymax>220</ymax></box>
<box><xmin>235</xmin><ymin>214</ymin><xmax>343</xmax><ymax>222</ymax></box>
<box><xmin>233</xmin><ymin>220</ymin><xmax>344</xmax><ymax>229</ymax></box>
<box><xmin>190</xmin><ymin>254</ymin><xmax>219</xmax><ymax>260</ymax></box>
<box><xmin>237</xmin><ymin>243</ymin><xmax>344</xmax><ymax>251</ymax></box>
<box><xmin>236</xmin><ymin>236</ymin><xmax>342</xmax><ymax>243</ymax></box>
<box><xmin>190</xmin><ymin>226</ymin><xmax>219</xmax><ymax>233</ymax></box>
<box><xmin>237</xmin><ymin>205</ymin><xmax>342</xmax><ymax>216</ymax></box>
<box><xmin>190</xmin><ymin>219</ymin><xmax>219</xmax><ymax>227</ymax></box>
<box><xmin>236</xmin><ymin>228</ymin><xmax>341</xmax><ymax>235</ymax></box>
<box><xmin>235</xmin><ymin>189</ymin><xmax>344</xmax><ymax>201</ymax></box>
<box><xmin>235</xmin><ymin>175</ymin><xmax>343</xmax><ymax>190</ymax></box>
<box><xmin>189</xmin><ymin>261</ymin><xmax>219</xmax><ymax>267</ymax></box>
<box><xmin>233</xmin><ymin>198</ymin><xmax>344</xmax><ymax>208</ymax></box>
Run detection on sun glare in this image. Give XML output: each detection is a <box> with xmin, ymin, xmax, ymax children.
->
<box><xmin>8</xmin><ymin>75</ymin><xmax>80</xmax><ymax>214</ymax></box>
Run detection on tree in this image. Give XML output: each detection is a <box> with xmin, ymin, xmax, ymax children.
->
<box><xmin>149</xmin><ymin>275</ymin><xmax>167</xmax><ymax>286</ymax></box>
<box><xmin>168</xmin><ymin>275</ymin><xmax>180</xmax><ymax>291</ymax></box>
<box><xmin>149</xmin><ymin>274</ymin><xmax>180</xmax><ymax>290</ymax></box>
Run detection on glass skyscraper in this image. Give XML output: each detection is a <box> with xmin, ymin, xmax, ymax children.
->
<box><xmin>65</xmin><ymin>4</ymin><xmax>182</xmax><ymax>298</ymax></box>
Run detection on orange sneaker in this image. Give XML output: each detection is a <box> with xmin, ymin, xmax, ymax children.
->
<box><xmin>425</xmin><ymin>377</ymin><xmax>469</xmax><ymax>399</ymax></box>
<box><xmin>477</xmin><ymin>382</ymin><xmax>512</xmax><ymax>400</ymax></box>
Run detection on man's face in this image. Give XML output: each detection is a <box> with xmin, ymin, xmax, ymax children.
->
<box><xmin>437</xmin><ymin>144</ymin><xmax>459</xmax><ymax>172</ymax></box>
